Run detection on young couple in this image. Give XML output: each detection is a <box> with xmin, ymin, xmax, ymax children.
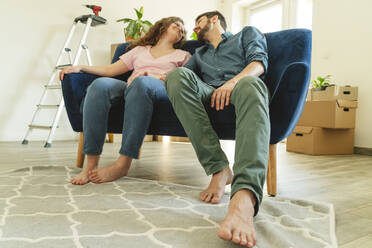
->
<box><xmin>60</xmin><ymin>11</ymin><xmax>270</xmax><ymax>248</ymax></box>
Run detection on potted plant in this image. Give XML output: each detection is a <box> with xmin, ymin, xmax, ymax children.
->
<box><xmin>190</xmin><ymin>32</ymin><xmax>198</xmax><ymax>40</ymax></box>
<box><xmin>311</xmin><ymin>75</ymin><xmax>332</xmax><ymax>91</ymax></box>
<box><xmin>116</xmin><ymin>6</ymin><xmax>152</xmax><ymax>41</ymax></box>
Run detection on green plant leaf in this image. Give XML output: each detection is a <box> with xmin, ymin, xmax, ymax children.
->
<box><xmin>135</xmin><ymin>8</ymin><xmax>143</xmax><ymax>20</ymax></box>
<box><xmin>117</xmin><ymin>18</ymin><xmax>132</xmax><ymax>23</ymax></box>
<box><xmin>140</xmin><ymin>21</ymin><xmax>152</xmax><ymax>33</ymax></box>
<box><xmin>118</xmin><ymin>6</ymin><xmax>152</xmax><ymax>40</ymax></box>
<box><xmin>136</xmin><ymin>22</ymin><xmax>142</xmax><ymax>36</ymax></box>
<box><xmin>190</xmin><ymin>32</ymin><xmax>198</xmax><ymax>40</ymax></box>
<box><xmin>142</xmin><ymin>20</ymin><xmax>153</xmax><ymax>26</ymax></box>
<box><xmin>311</xmin><ymin>74</ymin><xmax>332</xmax><ymax>88</ymax></box>
<box><xmin>125</xmin><ymin>21</ymin><xmax>136</xmax><ymax>38</ymax></box>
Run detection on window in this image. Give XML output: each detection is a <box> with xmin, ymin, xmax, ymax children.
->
<box><xmin>296</xmin><ymin>0</ymin><xmax>312</xmax><ymax>29</ymax></box>
<box><xmin>249</xmin><ymin>1</ymin><xmax>283</xmax><ymax>33</ymax></box>
<box><xmin>234</xmin><ymin>0</ymin><xmax>312</xmax><ymax>33</ymax></box>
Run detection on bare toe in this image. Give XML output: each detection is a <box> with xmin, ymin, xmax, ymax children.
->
<box><xmin>205</xmin><ymin>193</ymin><xmax>213</xmax><ymax>202</ymax></box>
<box><xmin>200</xmin><ymin>191</ymin><xmax>206</xmax><ymax>201</ymax></box>
<box><xmin>247</xmin><ymin>233</ymin><xmax>256</xmax><ymax>247</ymax></box>
<box><xmin>217</xmin><ymin>226</ymin><xmax>232</xmax><ymax>241</ymax></box>
<box><xmin>211</xmin><ymin>193</ymin><xmax>222</xmax><ymax>204</ymax></box>
<box><xmin>232</xmin><ymin>230</ymin><xmax>241</xmax><ymax>244</ymax></box>
<box><xmin>240</xmin><ymin>233</ymin><xmax>248</xmax><ymax>246</ymax></box>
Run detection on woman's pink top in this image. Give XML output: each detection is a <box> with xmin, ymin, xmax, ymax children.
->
<box><xmin>119</xmin><ymin>45</ymin><xmax>191</xmax><ymax>76</ymax></box>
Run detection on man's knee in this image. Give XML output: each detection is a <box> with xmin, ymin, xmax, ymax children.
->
<box><xmin>165</xmin><ymin>67</ymin><xmax>195</xmax><ymax>96</ymax></box>
<box><xmin>234</xmin><ymin>76</ymin><xmax>268</xmax><ymax>99</ymax></box>
<box><xmin>166</xmin><ymin>67</ymin><xmax>192</xmax><ymax>82</ymax></box>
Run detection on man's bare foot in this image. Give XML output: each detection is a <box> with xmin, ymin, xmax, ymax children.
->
<box><xmin>218</xmin><ymin>189</ymin><xmax>257</xmax><ymax>247</ymax></box>
<box><xmin>70</xmin><ymin>169</ymin><xmax>90</xmax><ymax>185</ymax></box>
<box><xmin>70</xmin><ymin>155</ymin><xmax>99</xmax><ymax>185</ymax></box>
<box><xmin>200</xmin><ymin>165</ymin><xmax>233</xmax><ymax>204</ymax></box>
<box><xmin>88</xmin><ymin>155</ymin><xmax>132</xmax><ymax>184</ymax></box>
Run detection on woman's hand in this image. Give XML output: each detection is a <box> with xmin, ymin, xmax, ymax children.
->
<box><xmin>59</xmin><ymin>66</ymin><xmax>82</xmax><ymax>81</ymax></box>
<box><xmin>159</xmin><ymin>74</ymin><xmax>166</xmax><ymax>81</ymax></box>
<box><xmin>127</xmin><ymin>71</ymin><xmax>148</xmax><ymax>87</ymax></box>
<box><xmin>127</xmin><ymin>72</ymin><xmax>167</xmax><ymax>88</ymax></box>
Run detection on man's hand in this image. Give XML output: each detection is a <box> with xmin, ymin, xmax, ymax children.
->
<box><xmin>59</xmin><ymin>66</ymin><xmax>82</xmax><ymax>81</ymax></box>
<box><xmin>211</xmin><ymin>79</ymin><xmax>237</xmax><ymax>111</ymax></box>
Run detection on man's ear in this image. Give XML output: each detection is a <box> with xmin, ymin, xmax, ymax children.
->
<box><xmin>211</xmin><ymin>15</ymin><xmax>219</xmax><ymax>24</ymax></box>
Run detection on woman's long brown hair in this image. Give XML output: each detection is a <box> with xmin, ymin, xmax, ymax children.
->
<box><xmin>127</xmin><ymin>16</ymin><xmax>187</xmax><ymax>50</ymax></box>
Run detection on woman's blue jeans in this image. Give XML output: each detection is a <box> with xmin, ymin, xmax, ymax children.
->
<box><xmin>82</xmin><ymin>76</ymin><xmax>166</xmax><ymax>159</ymax></box>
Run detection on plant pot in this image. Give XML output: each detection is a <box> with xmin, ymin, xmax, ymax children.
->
<box><xmin>125</xmin><ymin>36</ymin><xmax>134</xmax><ymax>42</ymax></box>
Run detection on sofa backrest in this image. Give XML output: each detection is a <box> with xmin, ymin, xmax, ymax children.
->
<box><xmin>265</xmin><ymin>29</ymin><xmax>312</xmax><ymax>98</ymax></box>
<box><xmin>111</xmin><ymin>28</ymin><xmax>312</xmax><ymax>100</ymax></box>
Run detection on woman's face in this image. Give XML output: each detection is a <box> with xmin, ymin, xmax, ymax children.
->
<box><xmin>165</xmin><ymin>21</ymin><xmax>185</xmax><ymax>43</ymax></box>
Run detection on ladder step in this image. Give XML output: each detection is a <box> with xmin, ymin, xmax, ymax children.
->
<box><xmin>29</xmin><ymin>125</ymin><xmax>52</xmax><ymax>130</ymax></box>
<box><xmin>37</xmin><ymin>104</ymin><xmax>59</xmax><ymax>109</ymax></box>
<box><xmin>55</xmin><ymin>64</ymin><xmax>72</xmax><ymax>69</ymax></box>
<box><xmin>45</xmin><ymin>85</ymin><xmax>61</xmax><ymax>89</ymax></box>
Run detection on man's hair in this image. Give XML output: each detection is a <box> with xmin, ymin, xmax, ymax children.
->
<box><xmin>195</xmin><ymin>11</ymin><xmax>227</xmax><ymax>31</ymax></box>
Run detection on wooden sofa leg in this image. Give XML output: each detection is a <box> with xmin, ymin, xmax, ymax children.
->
<box><xmin>267</xmin><ymin>143</ymin><xmax>277</xmax><ymax>196</ymax></box>
<box><xmin>76</xmin><ymin>132</ymin><xmax>85</xmax><ymax>168</ymax></box>
<box><xmin>108</xmin><ymin>133</ymin><xmax>114</xmax><ymax>143</ymax></box>
<box><xmin>138</xmin><ymin>147</ymin><xmax>142</xmax><ymax>159</ymax></box>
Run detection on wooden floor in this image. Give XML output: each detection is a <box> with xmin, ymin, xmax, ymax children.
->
<box><xmin>1</xmin><ymin>140</ymin><xmax>372</xmax><ymax>247</ymax></box>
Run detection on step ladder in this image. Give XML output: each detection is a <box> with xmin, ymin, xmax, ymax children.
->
<box><xmin>22</xmin><ymin>14</ymin><xmax>106</xmax><ymax>148</ymax></box>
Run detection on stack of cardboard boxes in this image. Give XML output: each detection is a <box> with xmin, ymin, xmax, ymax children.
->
<box><xmin>287</xmin><ymin>85</ymin><xmax>358</xmax><ymax>155</ymax></box>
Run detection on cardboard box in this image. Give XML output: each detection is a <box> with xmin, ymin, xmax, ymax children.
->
<box><xmin>297</xmin><ymin>100</ymin><xmax>358</xmax><ymax>128</ymax></box>
<box><xmin>306</xmin><ymin>88</ymin><xmax>311</xmax><ymax>101</ymax></box>
<box><xmin>286</xmin><ymin>126</ymin><xmax>354</xmax><ymax>155</ymax></box>
<box><xmin>311</xmin><ymin>85</ymin><xmax>358</xmax><ymax>101</ymax></box>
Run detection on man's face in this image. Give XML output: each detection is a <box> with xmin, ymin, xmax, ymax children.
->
<box><xmin>193</xmin><ymin>16</ymin><xmax>212</xmax><ymax>42</ymax></box>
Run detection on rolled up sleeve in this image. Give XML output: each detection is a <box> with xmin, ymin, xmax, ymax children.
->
<box><xmin>242</xmin><ymin>26</ymin><xmax>268</xmax><ymax>74</ymax></box>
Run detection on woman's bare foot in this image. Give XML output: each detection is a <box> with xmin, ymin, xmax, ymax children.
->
<box><xmin>200</xmin><ymin>165</ymin><xmax>233</xmax><ymax>204</ymax></box>
<box><xmin>218</xmin><ymin>189</ymin><xmax>257</xmax><ymax>247</ymax></box>
<box><xmin>70</xmin><ymin>155</ymin><xmax>99</xmax><ymax>185</ymax></box>
<box><xmin>89</xmin><ymin>155</ymin><xmax>132</xmax><ymax>184</ymax></box>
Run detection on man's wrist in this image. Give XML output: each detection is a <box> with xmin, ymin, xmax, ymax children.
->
<box><xmin>230</xmin><ymin>77</ymin><xmax>238</xmax><ymax>85</ymax></box>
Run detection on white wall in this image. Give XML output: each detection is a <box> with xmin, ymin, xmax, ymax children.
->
<box><xmin>0</xmin><ymin>0</ymin><xmax>219</xmax><ymax>142</ymax></box>
<box><xmin>312</xmin><ymin>0</ymin><xmax>372</xmax><ymax>148</ymax></box>
<box><xmin>222</xmin><ymin>0</ymin><xmax>372</xmax><ymax>148</ymax></box>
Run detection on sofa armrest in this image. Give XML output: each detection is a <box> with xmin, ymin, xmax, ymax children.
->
<box><xmin>269</xmin><ymin>62</ymin><xmax>311</xmax><ymax>144</ymax></box>
<box><xmin>111</xmin><ymin>43</ymin><xmax>134</xmax><ymax>82</ymax></box>
<box><xmin>61</xmin><ymin>72</ymin><xmax>100</xmax><ymax>132</ymax></box>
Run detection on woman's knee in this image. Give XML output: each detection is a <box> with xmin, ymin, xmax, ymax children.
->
<box><xmin>87</xmin><ymin>77</ymin><xmax>113</xmax><ymax>95</ymax></box>
<box><xmin>130</xmin><ymin>76</ymin><xmax>154</xmax><ymax>91</ymax></box>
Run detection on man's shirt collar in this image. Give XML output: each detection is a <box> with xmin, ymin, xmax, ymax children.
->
<box><xmin>221</xmin><ymin>32</ymin><xmax>233</xmax><ymax>39</ymax></box>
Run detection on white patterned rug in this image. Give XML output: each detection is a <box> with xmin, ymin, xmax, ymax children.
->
<box><xmin>0</xmin><ymin>166</ymin><xmax>337</xmax><ymax>248</ymax></box>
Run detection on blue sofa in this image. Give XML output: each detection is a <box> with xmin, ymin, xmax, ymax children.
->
<box><xmin>62</xmin><ymin>28</ymin><xmax>312</xmax><ymax>196</ymax></box>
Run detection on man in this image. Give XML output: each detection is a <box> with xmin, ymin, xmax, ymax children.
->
<box><xmin>165</xmin><ymin>11</ymin><xmax>270</xmax><ymax>247</ymax></box>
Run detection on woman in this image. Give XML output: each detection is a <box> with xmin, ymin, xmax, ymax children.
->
<box><xmin>60</xmin><ymin>17</ymin><xmax>191</xmax><ymax>185</ymax></box>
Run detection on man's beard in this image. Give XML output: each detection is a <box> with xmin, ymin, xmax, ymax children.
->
<box><xmin>197</xmin><ymin>20</ymin><xmax>212</xmax><ymax>42</ymax></box>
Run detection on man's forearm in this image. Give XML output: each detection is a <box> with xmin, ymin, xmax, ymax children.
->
<box><xmin>230</xmin><ymin>61</ymin><xmax>265</xmax><ymax>84</ymax></box>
